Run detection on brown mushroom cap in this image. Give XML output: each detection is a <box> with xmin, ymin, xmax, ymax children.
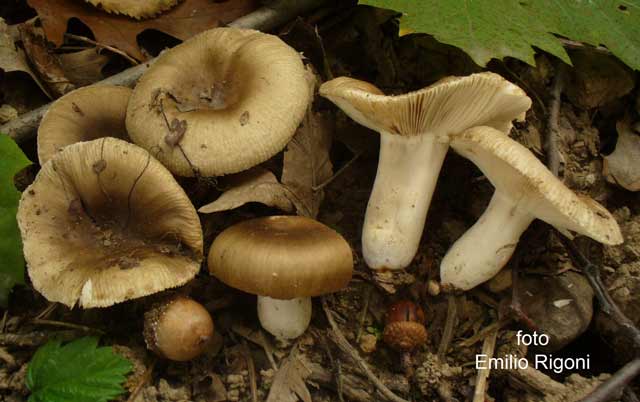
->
<box><xmin>126</xmin><ymin>27</ymin><xmax>315</xmax><ymax>177</ymax></box>
<box><xmin>450</xmin><ymin>126</ymin><xmax>623</xmax><ymax>245</ymax></box>
<box><xmin>18</xmin><ymin>137</ymin><xmax>203</xmax><ymax>308</ymax></box>
<box><xmin>84</xmin><ymin>0</ymin><xmax>180</xmax><ymax>19</ymax></box>
<box><xmin>319</xmin><ymin>72</ymin><xmax>531</xmax><ymax>137</ymax></box>
<box><xmin>208</xmin><ymin>216</ymin><xmax>353</xmax><ymax>299</ymax></box>
<box><xmin>37</xmin><ymin>85</ymin><xmax>132</xmax><ymax>165</ymax></box>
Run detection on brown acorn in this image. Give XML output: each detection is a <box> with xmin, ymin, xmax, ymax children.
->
<box><xmin>143</xmin><ymin>296</ymin><xmax>214</xmax><ymax>361</ymax></box>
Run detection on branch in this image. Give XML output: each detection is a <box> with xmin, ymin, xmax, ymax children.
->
<box><xmin>579</xmin><ymin>359</ymin><xmax>640</xmax><ymax>402</ymax></box>
<box><xmin>0</xmin><ymin>0</ymin><xmax>327</xmax><ymax>142</ymax></box>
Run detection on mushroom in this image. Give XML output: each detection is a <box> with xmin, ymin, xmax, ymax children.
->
<box><xmin>84</xmin><ymin>0</ymin><xmax>180</xmax><ymax>19</ymax></box>
<box><xmin>440</xmin><ymin>126</ymin><xmax>623</xmax><ymax>291</ymax></box>
<box><xmin>17</xmin><ymin>137</ymin><xmax>203</xmax><ymax>308</ymax></box>
<box><xmin>37</xmin><ymin>85</ymin><xmax>132</xmax><ymax>165</ymax></box>
<box><xmin>126</xmin><ymin>27</ymin><xmax>315</xmax><ymax>177</ymax></box>
<box><xmin>319</xmin><ymin>73</ymin><xmax>531</xmax><ymax>270</ymax></box>
<box><xmin>144</xmin><ymin>296</ymin><xmax>214</xmax><ymax>361</ymax></box>
<box><xmin>208</xmin><ymin>216</ymin><xmax>353</xmax><ymax>339</ymax></box>
<box><xmin>383</xmin><ymin>300</ymin><xmax>427</xmax><ymax>375</ymax></box>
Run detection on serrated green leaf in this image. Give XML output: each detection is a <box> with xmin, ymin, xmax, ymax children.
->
<box><xmin>27</xmin><ymin>337</ymin><xmax>132</xmax><ymax>402</ymax></box>
<box><xmin>359</xmin><ymin>0</ymin><xmax>640</xmax><ymax>70</ymax></box>
<box><xmin>0</xmin><ymin>134</ymin><xmax>31</xmax><ymax>306</ymax></box>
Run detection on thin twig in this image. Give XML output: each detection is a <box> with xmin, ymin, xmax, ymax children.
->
<box><xmin>64</xmin><ymin>33</ymin><xmax>139</xmax><ymax>65</ymax></box>
<box><xmin>558</xmin><ymin>38</ymin><xmax>612</xmax><ymax>56</ymax></box>
<box><xmin>579</xmin><ymin>358</ymin><xmax>640</xmax><ymax>402</ymax></box>
<box><xmin>322</xmin><ymin>297</ymin><xmax>410</xmax><ymax>402</ymax></box>
<box><xmin>31</xmin><ymin>318</ymin><xmax>104</xmax><ymax>334</ymax></box>
<box><xmin>312</xmin><ymin>152</ymin><xmax>361</xmax><ymax>191</ymax></box>
<box><xmin>546</xmin><ymin>62</ymin><xmax>565</xmax><ymax>177</ymax></box>
<box><xmin>472</xmin><ymin>327</ymin><xmax>498</xmax><ymax>402</ymax></box>
<box><xmin>241</xmin><ymin>340</ymin><xmax>258</xmax><ymax>402</ymax></box>
<box><xmin>320</xmin><ymin>334</ymin><xmax>345</xmax><ymax>402</ymax></box>
<box><xmin>438</xmin><ymin>295</ymin><xmax>457</xmax><ymax>359</ymax></box>
<box><xmin>356</xmin><ymin>285</ymin><xmax>372</xmax><ymax>342</ymax></box>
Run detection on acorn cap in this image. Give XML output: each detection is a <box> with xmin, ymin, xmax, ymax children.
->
<box><xmin>208</xmin><ymin>216</ymin><xmax>353</xmax><ymax>299</ymax></box>
<box><xmin>450</xmin><ymin>126</ymin><xmax>623</xmax><ymax>245</ymax></box>
<box><xmin>17</xmin><ymin>137</ymin><xmax>203</xmax><ymax>308</ymax></box>
<box><xmin>126</xmin><ymin>27</ymin><xmax>315</xmax><ymax>177</ymax></box>
<box><xmin>319</xmin><ymin>72</ymin><xmax>531</xmax><ymax>137</ymax></box>
<box><xmin>84</xmin><ymin>0</ymin><xmax>181</xmax><ymax>19</ymax></box>
<box><xmin>37</xmin><ymin>85</ymin><xmax>132</xmax><ymax>165</ymax></box>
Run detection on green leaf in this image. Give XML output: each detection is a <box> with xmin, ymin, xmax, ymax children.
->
<box><xmin>359</xmin><ymin>0</ymin><xmax>640</xmax><ymax>70</ymax></box>
<box><xmin>27</xmin><ymin>337</ymin><xmax>132</xmax><ymax>402</ymax></box>
<box><xmin>0</xmin><ymin>134</ymin><xmax>31</xmax><ymax>306</ymax></box>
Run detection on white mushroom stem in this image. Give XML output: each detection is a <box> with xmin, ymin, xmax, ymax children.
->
<box><xmin>363</xmin><ymin>132</ymin><xmax>448</xmax><ymax>270</ymax></box>
<box><xmin>257</xmin><ymin>296</ymin><xmax>312</xmax><ymax>339</ymax></box>
<box><xmin>440</xmin><ymin>191</ymin><xmax>534</xmax><ymax>290</ymax></box>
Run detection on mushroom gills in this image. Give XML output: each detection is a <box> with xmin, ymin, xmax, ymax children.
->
<box><xmin>363</xmin><ymin>132</ymin><xmax>448</xmax><ymax>270</ymax></box>
<box><xmin>440</xmin><ymin>191</ymin><xmax>534</xmax><ymax>290</ymax></box>
<box><xmin>257</xmin><ymin>296</ymin><xmax>312</xmax><ymax>340</ymax></box>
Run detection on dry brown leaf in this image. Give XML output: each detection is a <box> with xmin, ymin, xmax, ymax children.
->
<box><xmin>0</xmin><ymin>18</ymin><xmax>51</xmax><ymax>98</ymax></box>
<box><xmin>59</xmin><ymin>48</ymin><xmax>109</xmax><ymax>86</ymax></box>
<box><xmin>281</xmin><ymin>109</ymin><xmax>334</xmax><ymax>218</ymax></box>
<box><xmin>604</xmin><ymin>119</ymin><xmax>640</xmax><ymax>192</ymax></box>
<box><xmin>266</xmin><ymin>351</ymin><xmax>312</xmax><ymax>402</ymax></box>
<box><xmin>19</xmin><ymin>20</ymin><xmax>75</xmax><ymax>97</ymax></box>
<box><xmin>198</xmin><ymin>167</ymin><xmax>295</xmax><ymax>214</ymax></box>
<box><xmin>27</xmin><ymin>0</ymin><xmax>259</xmax><ymax>60</ymax></box>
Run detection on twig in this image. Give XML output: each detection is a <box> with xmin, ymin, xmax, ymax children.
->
<box><xmin>126</xmin><ymin>358</ymin><xmax>156</xmax><ymax>402</ymax></box>
<box><xmin>241</xmin><ymin>340</ymin><xmax>258</xmax><ymax>402</ymax></box>
<box><xmin>64</xmin><ymin>33</ymin><xmax>139</xmax><ymax>65</ymax></box>
<box><xmin>579</xmin><ymin>358</ymin><xmax>640</xmax><ymax>402</ymax></box>
<box><xmin>322</xmin><ymin>297</ymin><xmax>410</xmax><ymax>402</ymax></box>
<box><xmin>355</xmin><ymin>285</ymin><xmax>372</xmax><ymax>342</ymax></box>
<box><xmin>1</xmin><ymin>0</ymin><xmax>327</xmax><ymax>142</ymax></box>
<box><xmin>319</xmin><ymin>333</ymin><xmax>345</xmax><ymax>402</ymax></box>
<box><xmin>31</xmin><ymin>318</ymin><xmax>104</xmax><ymax>334</ymax></box>
<box><xmin>312</xmin><ymin>152</ymin><xmax>361</xmax><ymax>191</ymax></box>
<box><xmin>34</xmin><ymin>303</ymin><xmax>58</xmax><ymax>320</ymax></box>
<box><xmin>437</xmin><ymin>295</ymin><xmax>457</xmax><ymax>359</ymax></box>
<box><xmin>472</xmin><ymin>327</ymin><xmax>498</xmax><ymax>402</ymax></box>
<box><xmin>546</xmin><ymin>62</ymin><xmax>565</xmax><ymax>177</ymax></box>
<box><xmin>558</xmin><ymin>38</ymin><xmax>612</xmax><ymax>56</ymax></box>
<box><xmin>0</xmin><ymin>330</ymin><xmax>77</xmax><ymax>347</ymax></box>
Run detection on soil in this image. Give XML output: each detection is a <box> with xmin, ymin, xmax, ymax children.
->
<box><xmin>2</xmin><ymin>3</ymin><xmax>640</xmax><ymax>402</ymax></box>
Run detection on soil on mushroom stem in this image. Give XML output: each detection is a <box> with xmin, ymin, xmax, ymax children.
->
<box><xmin>3</xmin><ymin>5</ymin><xmax>640</xmax><ymax>402</ymax></box>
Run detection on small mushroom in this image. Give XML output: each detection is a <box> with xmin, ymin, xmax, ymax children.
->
<box><xmin>208</xmin><ymin>216</ymin><xmax>353</xmax><ymax>339</ymax></box>
<box><xmin>440</xmin><ymin>126</ymin><xmax>623</xmax><ymax>291</ymax></box>
<box><xmin>603</xmin><ymin>119</ymin><xmax>640</xmax><ymax>191</ymax></box>
<box><xmin>383</xmin><ymin>300</ymin><xmax>427</xmax><ymax>375</ymax></box>
<box><xmin>144</xmin><ymin>296</ymin><xmax>214</xmax><ymax>361</ymax></box>
<box><xmin>17</xmin><ymin>137</ymin><xmax>203</xmax><ymax>308</ymax></box>
<box><xmin>84</xmin><ymin>0</ymin><xmax>180</xmax><ymax>19</ymax></box>
<box><xmin>319</xmin><ymin>73</ymin><xmax>531</xmax><ymax>270</ymax></box>
<box><xmin>38</xmin><ymin>85</ymin><xmax>132</xmax><ymax>165</ymax></box>
<box><xmin>126</xmin><ymin>27</ymin><xmax>315</xmax><ymax>177</ymax></box>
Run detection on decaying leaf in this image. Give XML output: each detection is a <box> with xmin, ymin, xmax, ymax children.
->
<box><xmin>281</xmin><ymin>109</ymin><xmax>334</xmax><ymax>218</ymax></box>
<box><xmin>266</xmin><ymin>351</ymin><xmax>312</xmax><ymax>402</ymax></box>
<box><xmin>59</xmin><ymin>48</ymin><xmax>109</xmax><ymax>86</ymax></box>
<box><xmin>27</xmin><ymin>0</ymin><xmax>259</xmax><ymax>60</ymax></box>
<box><xmin>198</xmin><ymin>167</ymin><xmax>295</xmax><ymax>214</ymax></box>
<box><xmin>84</xmin><ymin>0</ymin><xmax>181</xmax><ymax>19</ymax></box>
<box><xmin>0</xmin><ymin>18</ymin><xmax>50</xmax><ymax>98</ymax></box>
<box><xmin>604</xmin><ymin>119</ymin><xmax>640</xmax><ymax>191</ymax></box>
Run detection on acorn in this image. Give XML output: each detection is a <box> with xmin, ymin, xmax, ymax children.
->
<box><xmin>143</xmin><ymin>296</ymin><xmax>214</xmax><ymax>361</ymax></box>
<box><xmin>383</xmin><ymin>300</ymin><xmax>428</xmax><ymax>352</ymax></box>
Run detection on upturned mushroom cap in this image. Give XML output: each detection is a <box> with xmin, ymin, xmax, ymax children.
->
<box><xmin>450</xmin><ymin>126</ymin><xmax>623</xmax><ymax>245</ymax></box>
<box><xmin>85</xmin><ymin>0</ymin><xmax>180</xmax><ymax>19</ymax></box>
<box><xmin>38</xmin><ymin>85</ymin><xmax>132</xmax><ymax>165</ymax></box>
<box><xmin>208</xmin><ymin>216</ymin><xmax>353</xmax><ymax>299</ymax></box>
<box><xmin>17</xmin><ymin>137</ymin><xmax>203</xmax><ymax>308</ymax></box>
<box><xmin>126</xmin><ymin>27</ymin><xmax>315</xmax><ymax>177</ymax></box>
<box><xmin>319</xmin><ymin>72</ymin><xmax>531</xmax><ymax>137</ymax></box>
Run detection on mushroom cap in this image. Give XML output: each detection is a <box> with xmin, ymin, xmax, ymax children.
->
<box><xmin>383</xmin><ymin>321</ymin><xmax>428</xmax><ymax>352</ymax></box>
<box><xmin>84</xmin><ymin>0</ymin><xmax>180</xmax><ymax>19</ymax></box>
<box><xmin>38</xmin><ymin>85</ymin><xmax>132</xmax><ymax>165</ymax></box>
<box><xmin>126</xmin><ymin>27</ymin><xmax>315</xmax><ymax>177</ymax></box>
<box><xmin>319</xmin><ymin>72</ymin><xmax>531</xmax><ymax>137</ymax></box>
<box><xmin>208</xmin><ymin>216</ymin><xmax>353</xmax><ymax>299</ymax></box>
<box><xmin>450</xmin><ymin>126</ymin><xmax>623</xmax><ymax>245</ymax></box>
<box><xmin>18</xmin><ymin>137</ymin><xmax>203</xmax><ymax>308</ymax></box>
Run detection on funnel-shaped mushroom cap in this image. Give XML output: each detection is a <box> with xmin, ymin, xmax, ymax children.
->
<box><xmin>85</xmin><ymin>0</ymin><xmax>180</xmax><ymax>19</ymax></box>
<box><xmin>18</xmin><ymin>138</ymin><xmax>203</xmax><ymax>308</ymax></box>
<box><xmin>126</xmin><ymin>28</ymin><xmax>315</xmax><ymax>177</ymax></box>
<box><xmin>451</xmin><ymin>126</ymin><xmax>623</xmax><ymax>245</ymax></box>
<box><xmin>319</xmin><ymin>72</ymin><xmax>531</xmax><ymax>137</ymax></box>
<box><xmin>208</xmin><ymin>216</ymin><xmax>353</xmax><ymax>299</ymax></box>
<box><xmin>38</xmin><ymin>85</ymin><xmax>132</xmax><ymax>165</ymax></box>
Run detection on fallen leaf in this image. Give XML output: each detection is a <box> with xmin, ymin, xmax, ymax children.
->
<box><xmin>0</xmin><ymin>18</ymin><xmax>50</xmax><ymax>97</ymax></box>
<box><xmin>604</xmin><ymin>119</ymin><xmax>640</xmax><ymax>191</ymax></box>
<box><xmin>198</xmin><ymin>167</ymin><xmax>295</xmax><ymax>214</ymax></box>
<box><xmin>59</xmin><ymin>48</ymin><xmax>110</xmax><ymax>86</ymax></box>
<box><xmin>266</xmin><ymin>350</ymin><xmax>312</xmax><ymax>402</ymax></box>
<box><xmin>19</xmin><ymin>19</ymin><xmax>75</xmax><ymax>97</ymax></box>
<box><xmin>27</xmin><ymin>0</ymin><xmax>259</xmax><ymax>60</ymax></box>
<box><xmin>281</xmin><ymin>109</ymin><xmax>334</xmax><ymax>218</ymax></box>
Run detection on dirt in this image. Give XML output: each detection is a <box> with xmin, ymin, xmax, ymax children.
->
<box><xmin>2</xmin><ymin>3</ymin><xmax>640</xmax><ymax>402</ymax></box>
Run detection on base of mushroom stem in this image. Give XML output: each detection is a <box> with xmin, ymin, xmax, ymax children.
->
<box><xmin>257</xmin><ymin>295</ymin><xmax>312</xmax><ymax>340</ymax></box>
